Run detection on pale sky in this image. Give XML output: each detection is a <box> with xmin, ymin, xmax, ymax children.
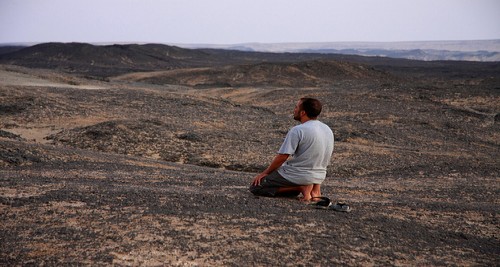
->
<box><xmin>1</xmin><ymin>0</ymin><xmax>499</xmax><ymax>44</ymax></box>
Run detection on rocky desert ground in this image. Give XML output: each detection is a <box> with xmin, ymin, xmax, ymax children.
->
<box><xmin>0</xmin><ymin>43</ymin><xmax>499</xmax><ymax>266</ymax></box>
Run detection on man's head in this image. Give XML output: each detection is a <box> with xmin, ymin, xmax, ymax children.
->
<box><xmin>294</xmin><ymin>97</ymin><xmax>323</xmax><ymax>122</ymax></box>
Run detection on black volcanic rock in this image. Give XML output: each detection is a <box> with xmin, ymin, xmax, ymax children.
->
<box><xmin>0</xmin><ymin>130</ymin><xmax>24</xmax><ymax>141</ymax></box>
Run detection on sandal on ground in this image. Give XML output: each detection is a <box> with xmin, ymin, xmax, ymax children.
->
<box><xmin>329</xmin><ymin>202</ymin><xmax>351</xmax><ymax>212</ymax></box>
<box><xmin>308</xmin><ymin>196</ymin><xmax>332</xmax><ymax>209</ymax></box>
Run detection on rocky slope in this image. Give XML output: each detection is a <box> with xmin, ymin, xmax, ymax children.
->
<box><xmin>0</xmin><ymin>46</ymin><xmax>499</xmax><ymax>265</ymax></box>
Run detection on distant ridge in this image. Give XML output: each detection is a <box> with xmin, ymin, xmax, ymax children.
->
<box><xmin>0</xmin><ymin>46</ymin><xmax>25</xmax><ymax>55</ymax></box>
<box><xmin>3</xmin><ymin>39</ymin><xmax>499</xmax><ymax>62</ymax></box>
<box><xmin>0</xmin><ymin>42</ymin><xmax>377</xmax><ymax>78</ymax></box>
<box><xmin>1</xmin><ymin>42</ymin><xmax>499</xmax><ymax>83</ymax></box>
<box><xmin>0</xmin><ymin>42</ymin><xmax>213</xmax><ymax>76</ymax></box>
<box><xmin>177</xmin><ymin>40</ymin><xmax>500</xmax><ymax>62</ymax></box>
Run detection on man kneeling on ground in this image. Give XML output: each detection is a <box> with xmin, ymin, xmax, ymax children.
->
<box><xmin>249</xmin><ymin>97</ymin><xmax>334</xmax><ymax>201</ymax></box>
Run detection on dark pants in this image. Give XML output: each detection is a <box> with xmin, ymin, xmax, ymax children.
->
<box><xmin>249</xmin><ymin>170</ymin><xmax>301</xmax><ymax>197</ymax></box>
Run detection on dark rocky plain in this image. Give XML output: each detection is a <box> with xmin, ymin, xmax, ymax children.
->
<box><xmin>0</xmin><ymin>43</ymin><xmax>499</xmax><ymax>266</ymax></box>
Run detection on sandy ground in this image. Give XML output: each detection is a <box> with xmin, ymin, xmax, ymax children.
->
<box><xmin>0</xmin><ymin>67</ymin><xmax>109</xmax><ymax>90</ymax></box>
<box><xmin>0</xmin><ymin>64</ymin><xmax>499</xmax><ymax>266</ymax></box>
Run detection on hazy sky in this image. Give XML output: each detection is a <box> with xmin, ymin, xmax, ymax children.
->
<box><xmin>1</xmin><ymin>0</ymin><xmax>499</xmax><ymax>44</ymax></box>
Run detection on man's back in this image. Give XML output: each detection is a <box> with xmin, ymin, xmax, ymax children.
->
<box><xmin>277</xmin><ymin>120</ymin><xmax>334</xmax><ymax>185</ymax></box>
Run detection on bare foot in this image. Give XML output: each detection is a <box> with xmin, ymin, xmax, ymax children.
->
<box><xmin>311</xmin><ymin>184</ymin><xmax>321</xmax><ymax>199</ymax></box>
<box><xmin>299</xmin><ymin>185</ymin><xmax>313</xmax><ymax>201</ymax></box>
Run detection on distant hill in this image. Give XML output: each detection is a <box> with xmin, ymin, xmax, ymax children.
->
<box><xmin>0</xmin><ymin>42</ymin><xmax>383</xmax><ymax>78</ymax></box>
<box><xmin>0</xmin><ymin>42</ymin><xmax>214</xmax><ymax>77</ymax></box>
<box><xmin>179</xmin><ymin>40</ymin><xmax>500</xmax><ymax>62</ymax></box>
<box><xmin>0</xmin><ymin>46</ymin><xmax>25</xmax><ymax>55</ymax></box>
<box><xmin>1</xmin><ymin>42</ymin><xmax>499</xmax><ymax>83</ymax></box>
<box><xmin>296</xmin><ymin>48</ymin><xmax>500</xmax><ymax>62</ymax></box>
<box><xmin>0</xmin><ymin>43</ymin><xmax>308</xmax><ymax>77</ymax></box>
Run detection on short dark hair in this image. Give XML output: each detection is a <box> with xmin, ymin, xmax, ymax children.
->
<box><xmin>300</xmin><ymin>98</ymin><xmax>322</xmax><ymax>118</ymax></box>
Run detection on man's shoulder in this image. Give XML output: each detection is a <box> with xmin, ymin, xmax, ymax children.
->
<box><xmin>289</xmin><ymin>120</ymin><xmax>332</xmax><ymax>132</ymax></box>
<box><xmin>289</xmin><ymin>121</ymin><xmax>332</xmax><ymax>137</ymax></box>
<box><xmin>299</xmin><ymin>120</ymin><xmax>331</xmax><ymax>129</ymax></box>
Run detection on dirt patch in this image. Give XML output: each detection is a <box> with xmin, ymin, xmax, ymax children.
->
<box><xmin>0</xmin><ymin>67</ymin><xmax>109</xmax><ymax>90</ymax></box>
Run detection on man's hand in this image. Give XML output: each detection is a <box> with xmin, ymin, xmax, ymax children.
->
<box><xmin>252</xmin><ymin>172</ymin><xmax>268</xmax><ymax>186</ymax></box>
<box><xmin>251</xmin><ymin>154</ymin><xmax>289</xmax><ymax>186</ymax></box>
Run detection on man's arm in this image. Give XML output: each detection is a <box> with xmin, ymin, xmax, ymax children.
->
<box><xmin>251</xmin><ymin>154</ymin><xmax>289</xmax><ymax>186</ymax></box>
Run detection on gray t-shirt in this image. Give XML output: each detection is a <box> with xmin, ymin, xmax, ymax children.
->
<box><xmin>277</xmin><ymin>120</ymin><xmax>334</xmax><ymax>185</ymax></box>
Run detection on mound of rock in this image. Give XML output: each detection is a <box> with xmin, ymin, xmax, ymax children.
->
<box><xmin>47</xmin><ymin>119</ymin><xmax>270</xmax><ymax>172</ymax></box>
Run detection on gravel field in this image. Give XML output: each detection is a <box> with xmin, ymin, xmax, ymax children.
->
<box><xmin>0</xmin><ymin>51</ymin><xmax>499</xmax><ymax>266</ymax></box>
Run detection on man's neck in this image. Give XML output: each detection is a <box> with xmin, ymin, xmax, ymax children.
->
<box><xmin>300</xmin><ymin>117</ymin><xmax>316</xmax><ymax>124</ymax></box>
